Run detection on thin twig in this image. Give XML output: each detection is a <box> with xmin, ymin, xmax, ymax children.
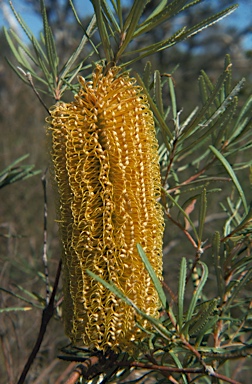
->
<box><xmin>165</xmin><ymin>210</ymin><xmax>198</xmax><ymax>249</ymax></box>
<box><xmin>166</xmin><ymin>156</ymin><xmax>218</xmax><ymax>194</ymax></box>
<box><xmin>211</xmin><ymin>371</ymin><xmax>242</xmax><ymax>384</ymax></box>
<box><xmin>63</xmin><ymin>366</ymin><xmax>83</xmax><ymax>384</ymax></box>
<box><xmin>17</xmin><ymin>259</ymin><xmax>62</xmax><ymax>384</ymax></box>
<box><xmin>118</xmin><ymin>360</ymin><xmax>242</xmax><ymax>384</ymax></box>
<box><xmin>17</xmin><ymin>67</ymin><xmax>50</xmax><ymax>114</ymax></box>
<box><xmin>62</xmin><ymin>357</ymin><xmax>100</xmax><ymax>384</ymax></box>
<box><xmin>118</xmin><ymin>360</ymin><xmax>203</xmax><ymax>374</ymax></box>
<box><xmin>42</xmin><ymin>170</ymin><xmax>50</xmax><ymax>305</ymax></box>
<box><xmin>180</xmin><ymin>338</ymin><xmax>243</xmax><ymax>384</ymax></box>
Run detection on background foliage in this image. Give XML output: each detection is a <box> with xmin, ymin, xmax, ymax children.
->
<box><xmin>0</xmin><ymin>0</ymin><xmax>251</xmax><ymax>383</ymax></box>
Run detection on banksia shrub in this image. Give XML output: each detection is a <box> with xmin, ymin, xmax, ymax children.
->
<box><xmin>48</xmin><ymin>65</ymin><xmax>164</xmax><ymax>352</ymax></box>
<box><xmin>6</xmin><ymin>2</ymin><xmax>252</xmax><ymax>383</ymax></box>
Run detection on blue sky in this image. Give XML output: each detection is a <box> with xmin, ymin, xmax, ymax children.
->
<box><xmin>1</xmin><ymin>0</ymin><xmax>251</xmax><ymax>50</ymax></box>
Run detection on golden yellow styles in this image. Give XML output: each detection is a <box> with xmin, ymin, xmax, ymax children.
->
<box><xmin>48</xmin><ymin>65</ymin><xmax>164</xmax><ymax>352</ymax></box>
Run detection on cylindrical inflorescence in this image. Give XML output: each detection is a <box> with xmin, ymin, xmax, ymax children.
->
<box><xmin>48</xmin><ymin>65</ymin><xmax>164</xmax><ymax>353</ymax></box>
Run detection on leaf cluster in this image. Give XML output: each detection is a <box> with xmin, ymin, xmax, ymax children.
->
<box><xmin>4</xmin><ymin>0</ymin><xmax>238</xmax><ymax>101</ymax></box>
<box><xmin>81</xmin><ymin>54</ymin><xmax>252</xmax><ymax>383</ymax></box>
<box><xmin>91</xmin><ymin>0</ymin><xmax>238</xmax><ymax>67</ymax></box>
<box><xmin>4</xmin><ymin>0</ymin><xmax>97</xmax><ymax>100</ymax></box>
<box><xmin>0</xmin><ymin>154</ymin><xmax>40</xmax><ymax>189</ymax></box>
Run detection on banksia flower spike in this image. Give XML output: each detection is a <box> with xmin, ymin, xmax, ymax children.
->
<box><xmin>48</xmin><ymin>65</ymin><xmax>164</xmax><ymax>353</ymax></box>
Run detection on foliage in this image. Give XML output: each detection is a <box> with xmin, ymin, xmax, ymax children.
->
<box><xmin>1</xmin><ymin>0</ymin><xmax>251</xmax><ymax>383</ymax></box>
<box><xmin>0</xmin><ymin>154</ymin><xmax>40</xmax><ymax>189</ymax></box>
<box><xmin>4</xmin><ymin>0</ymin><xmax>238</xmax><ymax>100</ymax></box>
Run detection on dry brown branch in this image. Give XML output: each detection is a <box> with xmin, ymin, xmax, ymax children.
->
<box><xmin>60</xmin><ymin>357</ymin><xmax>100</xmax><ymax>384</ymax></box>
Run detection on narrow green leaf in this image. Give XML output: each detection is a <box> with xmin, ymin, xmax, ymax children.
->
<box><xmin>179</xmin><ymin>77</ymin><xmax>245</xmax><ymax>157</ymax></box>
<box><xmin>212</xmin><ymin>231</ymin><xmax>224</xmax><ymax>299</ymax></box>
<box><xmin>60</xmin><ymin>15</ymin><xmax>97</xmax><ymax>80</ymax></box>
<box><xmin>179</xmin><ymin>68</ymin><xmax>231</xmax><ymax>141</ymax></box>
<box><xmin>0</xmin><ymin>307</ymin><xmax>32</xmax><ymax>313</ymax></box>
<box><xmin>231</xmin><ymin>95</ymin><xmax>252</xmax><ymax>141</ymax></box>
<box><xmin>122</xmin><ymin>27</ymin><xmax>186</xmax><ymax>58</ymax></box>
<box><xmin>234</xmin><ymin>204</ymin><xmax>252</xmax><ymax>234</ymax></box>
<box><xmin>31</xmin><ymin>36</ymin><xmax>49</xmax><ymax>65</ymax></box>
<box><xmin>0</xmin><ymin>154</ymin><xmax>29</xmax><ymax>176</ymax></box>
<box><xmin>30</xmin><ymin>42</ymin><xmax>58</xmax><ymax>95</ymax></box>
<box><xmin>198</xmin><ymin>188</ymin><xmax>207</xmax><ymax>243</ymax></box>
<box><xmin>182</xmin><ymin>5</ymin><xmax>238</xmax><ymax>40</ymax></box>
<box><xmin>101</xmin><ymin>0</ymin><xmax>120</xmax><ymax>34</ymax></box>
<box><xmin>188</xmin><ymin>298</ymin><xmax>218</xmax><ymax>336</ymax></box>
<box><xmin>2</xmin><ymin>168</ymin><xmax>39</xmax><ymax>187</ymax></box>
<box><xmin>86</xmin><ymin>269</ymin><xmax>172</xmax><ymax>339</ymax></box>
<box><xmin>145</xmin><ymin>0</ymin><xmax>168</xmax><ymax>20</ymax></box>
<box><xmin>17</xmin><ymin>48</ymin><xmax>34</xmax><ymax>72</ymax></box>
<box><xmin>229</xmin><ymin>256</ymin><xmax>252</xmax><ymax>278</ymax></box>
<box><xmin>135</xmin><ymin>73</ymin><xmax>173</xmax><ymax>142</ymax></box>
<box><xmin>101</xmin><ymin>8</ymin><xmax>119</xmax><ymax>43</ymax></box>
<box><xmin>9</xmin><ymin>1</ymin><xmax>36</xmax><ymax>42</ymax></box>
<box><xmin>15</xmin><ymin>284</ymin><xmax>45</xmax><ymax>302</ymax></box>
<box><xmin>110</xmin><ymin>0</ymin><xmax>122</xmax><ymax>28</ymax></box>
<box><xmin>40</xmin><ymin>0</ymin><xmax>58</xmax><ymax>81</ymax></box>
<box><xmin>209</xmin><ymin>145</ymin><xmax>248</xmax><ymax>214</ymax></box>
<box><xmin>154</xmin><ymin>70</ymin><xmax>163</xmax><ymax>116</ymax></box>
<box><xmin>69</xmin><ymin>0</ymin><xmax>85</xmax><ymax>27</ymax></box>
<box><xmin>0</xmin><ymin>155</ymin><xmax>40</xmax><ymax>188</ymax></box>
<box><xmin>136</xmin><ymin>0</ymin><xmax>192</xmax><ymax>37</ymax></box>
<box><xmin>4</xmin><ymin>28</ymin><xmax>38</xmax><ymax>70</ymax></box>
<box><xmin>116</xmin><ymin>0</ymin><xmax>148</xmax><ymax>57</ymax></box>
<box><xmin>4</xmin><ymin>28</ymin><xmax>27</xmax><ymax>67</ymax></box>
<box><xmin>60</xmin><ymin>63</ymin><xmax>83</xmax><ymax>96</ymax></box>
<box><xmin>168</xmin><ymin>75</ymin><xmax>177</xmax><ymax>122</ymax></box>
<box><xmin>123</xmin><ymin>0</ymin><xmax>148</xmax><ymax>32</ymax></box>
<box><xmin>179</xmin><ymin>106</ymin><xmax>198</xmax><ymax>134</ymax></box>
<box><xmin>200</xmin><ymin>69</ymin><xmax>215</xmax><ymax>93</ymax></box>
<box><xmin>8</xmin><ymin>1</ymin><xmax>48</xmax><ymax>66</ymax></box>
<box><xmin>181</xmin><ymin>0</ymin><xmax>203</xmax><ymax>12</ymax></box>
<box><xmin>169</xmin><ymin>351</ymin><xmax>188</xmax><ymax>384</ymax></box>
<box><xmin>178</xmin><ymin>257</ymin><xmax>187</xmax><ymax>330</ymax></box>
<box><xmin>186</xmin><ymin>261</ymin><xmax>208</xmax><ymax>322</ymax></box>
<box><xmin>0</xmin><ymin>287</ymin><xmax>43</xmax><ymax>309</ymax></box>
<box><xmin>126</xmin><ymin>5</ymin><xmax>238</xmax><ymax>65</ymax></box>
<box><xmin>223</xmin><ymin>198</ymin><xmax>242</xmax><ymax>236</ymax></box>
<box><xmin>199</xmin><ymin>70</ymin><xmax>215</xmax><ymax>115</ymax></box>
<box><xmin>195</xmin><ymin>314</ymin><xmax>219</xmax><ymax>346</ymax></box>
<box><xmin>142</xmin><ymin>61</ymin><xmax>152</xmax><ymax>88</ymax></box>
<box><xmin>91</xmin><ymin>0</ymin><xmax>113</xmax><ymax>63</ymax></box>
<box><xmin>136</xmin><ymin>244</ymin><xmax>167</xmax><ymax>309</ymax></box>
<box><xmin>67</xmin><ymin>4</ymin><xmax>99</xmax><ymax>64</ymax></box>
<box><xmin>4</xmin><ymin>58</ymin><xmax>29</xmax><ymax>85</ymax></box>
<box><xmin>213</xmin><ymin>97</ymin><xmax>238</xmax><ymax>148</ymax></box>
<box><xmin>225</xmin><ymin>269</ymin><xmax>252</xmax><ymax>311</ymax></box>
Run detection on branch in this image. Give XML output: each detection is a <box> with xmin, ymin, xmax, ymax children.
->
<box><xmin>17</xmin><ymin>68</ymin><xmax>50</xmax><ymax>114</ymax></box>
<box><xmin>41</xmin><ymin>171</ymin><xmax>50</xmax><ymax>305</ymax></box>
<box><xmin>60</xmin><ymin>357</ymin><xmax>99</xmax><ymax>384</ymax></box>
<box><xmin>17</xmin><ymin>259</ymin><xmax>62</xmax><ymax>384</ymax></box>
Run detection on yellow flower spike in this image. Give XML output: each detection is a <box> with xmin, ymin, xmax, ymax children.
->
<box><xmin>48</xmin><ymin>65</ymin><xmax>164</xmax><ymax>353</ymax></box>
